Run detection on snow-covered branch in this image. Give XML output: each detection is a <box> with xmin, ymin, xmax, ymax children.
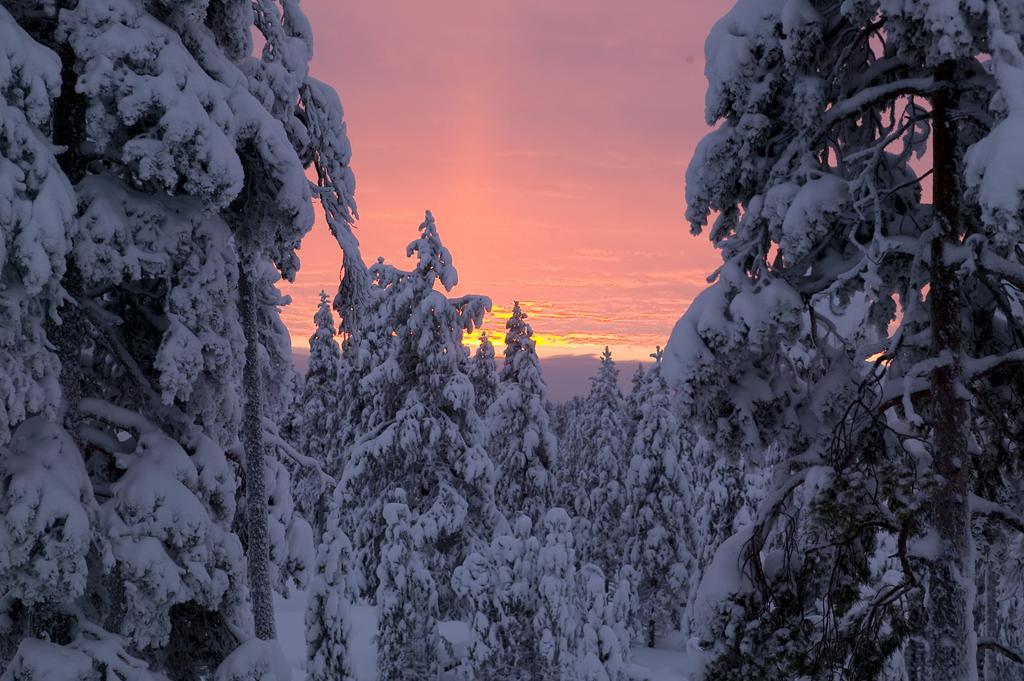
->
<box><xmin>264</xmin><ymin>428</ymin><xmax>337</xmax><ymax>487</ymax></box>
<box><xmin>978</xmin><ymin>640</ymin><xmax>1024</xmax><ymax>665</ymax></box>
<box><xmin>825</xmin><ymin>78</ymin><xmax>937</xmax><ymax>125</ymax></box>
<box><xmin>970</xmin><ymin>494</ymin><xmax>1024</xmax><ymax>534</ymax></box>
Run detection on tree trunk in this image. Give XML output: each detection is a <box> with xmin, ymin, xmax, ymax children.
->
<box><xmin>925</xmin><ymin>60</ymin><xmax>973</xmax><ymax>681</ymax></box>
<box><xmin>48</xmin><ymin>5</ymin><xmax>90</xmax><ymax>435</ymax></box>
<box><xmin>239</xmin><ymin>264</ymin><xmax>277</xmax><ymax>641</ymax></box>
<box><xmin>983</xmin><ymin>556</ymin><xmax>998</xmax><ymax>681</ymax></box>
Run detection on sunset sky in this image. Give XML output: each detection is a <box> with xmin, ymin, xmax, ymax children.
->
<box><xmin>282</xmin><ymin>1</ymin><xmax>730</xmax><ymax>366</ymax></box>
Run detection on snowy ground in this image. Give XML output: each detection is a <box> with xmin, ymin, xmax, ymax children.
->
<box><xmin>275</xmin><ymin>592</ymin><xmax>694</xmax><ymax>680</ymax></box>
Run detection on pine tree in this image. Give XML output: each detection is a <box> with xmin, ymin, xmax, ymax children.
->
<box><xmin>488</xmin><ymin>301</ymin><xmax>558</xmax><ymax>523</ymax></box>
<box><xmin>554</xmin><ymin>396</ymin><xmax>586</xmax><ymax>501</ymax></box>
<box><xmin>534</xmin><ymin>508</ymin><xmax>581</xmax><ymax>679</ymax></box>
<box><xmin>305</xmin><ymin>486</ymin><xmax>357</xmax><ymax>681</ymax></box>
<box><xmin>1</xmin><ymin>0</ymin><xmax>358</xmax><ymax>674</ymax></box>
<box><xmin>623</xmin><ymin>349</ymin><xmax>693</xmax><ymax>648</ymax></box>
<box><xmin>574</xmin><ymin>563</ymin><xmax>633</xmax><ymax>681</ymax></box>
<box><xmin>573</xmin><ymin>348</ymin><xmax>628</xmax><ymax>577</ymax></box>
<box><xmin>669</xmin><ymin>1</ymin><xmax>1024</xmax><ymax>678</ymax></box>
<box><xmin>0</xmin><ymin>5</ymin><xmax>75</xmax><ymax>450</ymax></box>
<box><xmin>469</xmin><ymin>332</ymin><xmax>501</xmax><ymax>419</ymax></box>
<box><xmin>376</xmin><ymin>498</ymin><xmax>442</xmax><ymax>680</ymax></box>
<box><xmin>453</xmin><ymin>515</ymin><xmax>545</xmax><ymax>680</ymax></box>
<box><xmin>294</xmin><ymin>292</ymin><xmax>343</xmax><ymax>529</ymax></box>
<box><xmin>339</xmin><ymin>212</ymin><xmax>495</xmax><ymax>611</ymax></box>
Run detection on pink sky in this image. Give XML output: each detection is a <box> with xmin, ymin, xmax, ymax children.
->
<box><xmin>282</xmin><ymin>1</ymin><xmax>731</xmax><ymax>361</ymax></box>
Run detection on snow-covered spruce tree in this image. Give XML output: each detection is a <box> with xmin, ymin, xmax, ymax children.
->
<box><xmin>2</xmin><ymin>0</ymin><xmax>358</xmax><ymax>675</ymax></box>
<box><xmin>571</xmin><ymin>348</ymin><xmax>629</xmax><ymax>576</ymax></box>
<box><xmin>623</xmin><ymin>349</ymin><xmax>693</xmax><ymax>648</ymax></box>
<box><xmin>453</xmin><ymin>515</ymin><xmax>545</xmax><ymax>680</ymax></box>
<box><xmin>305</xmin><ymin>485</ymin><xmax>357</xmax><ymax>681</ymax></box>
<box><xmin>574</xmin><ymin>563</ymin><xmax>634</xmax><ymax>681</ymax></box>
<box><xmin>535</xmin><ymin>508</ymin><xmax>581</xmax><ymax>679</ymax></box>
<box><xmin>469</xmin><ymin>331</ymin><xmax>501</xmax><ymax>418</ymax></box>
<box><xmin>553</xmin><ymin>395</ymin><xmax>586</xmax><ymax>498</ymax></box>
<box><xmin>339</xmin><ymin>211</ymin><xmax>495</xmax><ymax>611</ymax></box>
<box><xmin>625</xmin><ymin>363</ymin><xmax>647</xmax><ymax>433</ymax></box>
<box><xmin>294</xmin><ymin>291</ymin><xmax>344</xmax><ymax>529</ymax></box>
<box><xmin>488</xmin><ymin>301</ymin><xmax>558</xmax><ymax>523</ymax></box>
<box><xmin>668</xmin><ymin>1</ymin><xmax>1024</xmax><ymax>678</ymax></box>
<box><xmin>683</xmin><ymin>436</ymin><xmax>752</xmax><ymax>634</ymax></box>
<box><xmin>376</xmin><ymin>498</ymin><xmax>442</xmax><ymax>681</ymax></box>
<box><xmin>0</xmin><ymin>5</ymin><xmax>75</xmax><ymax>450</ymax></box>
<box><xmin>1</xmin><ymin>2</ymin><xmax>255</xmax><ymax>672</ymax></box>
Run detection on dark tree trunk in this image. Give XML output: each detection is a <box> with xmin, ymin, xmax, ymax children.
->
<box><xmin>925</xmin><ymin>60</ymin><xmax>973</xmax><ymax>681</ymax></box>
<box><xmin>239</xmin><ymin>264</ymin><xmax>277</xmax><ymax>641</ymax></box>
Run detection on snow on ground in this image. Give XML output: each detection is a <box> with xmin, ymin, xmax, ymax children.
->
<box><xmin>275</xmin><ymin>591</ymin><xmax>694</xmax><ymax>680</ymax></box>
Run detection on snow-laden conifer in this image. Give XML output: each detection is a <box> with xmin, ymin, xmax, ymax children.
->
<box><xmin>535</xmin><ymin>508</ymin><xmax>580</xmax><ymax>678</ymax></box>
<box><xmin>670</xmin><ymin>1</ymin><xmax>1024</xmax><ymax>677</ymax></box>
<box><xmin>453</xmin><ymin>515</ymin><xmax>544</xmax><ymax>680</ymax></box>
<box><xmin>572</xmin><ymin>348</ymin><xmax>628</xmax><ymax>576</ymax></box>
<box><xmin>294</xmin><ymin>292</ymin><xmax>344</xmax><ymax>528</ymax></box>
<box><xmin>469</xmin><ymin>332</ymin><xmax>500</xmax><ymax>418</ymax></box>
<box><xmin>623</xmin><ymin>349</ymin><xmax>693</xmax><ymax>647</ymax></box>
<box><xmin>376</xmin><ymin>498</ymin><xmax>442</xmax><ymax>680</ymax></box>
<box><xmin>488</xmin><ymin>302</ymin><xmax>558</xmax><ymax>523</ymax></box>
<box><xmin>1</xmin><ymin>0</ymin><xmax>360</xmax><ymax>673</ymax></box>
<box><xmin>339</xmin><ymin>212</ymin><xmax>495</xmax><ymax>611</ymax></box>
<box><xmin>306</xmin><ymin>486</ymin><xmax>357</xmax><ymax>681</ymax></box>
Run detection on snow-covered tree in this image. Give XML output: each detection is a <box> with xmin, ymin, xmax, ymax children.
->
<box><xmin>488</xmin><ymin>301</ymin><xmax>558</xmax><ymax>523</ymax></box>
<box><xmin>571</xmin><ymin>348</ymin><xmax>628</xmax><ymax>577</ymax></box>
<box><xmin>453</xmin><ymin>515</ymin><xmax>545</xmax><ymax>680</ymax></box>
<box><xmin>553</xmin><ymin>396</ymin><xmax>586</xmax><ymax>497</ymax></box>
<box><xmin>376</xmin><ymin>498</ymin><xmax>442</xmax><ymax>681</ymax></box>
<box><xmin>623</xmin><ymin>349</ymin><xmax>693</xmax><ymax>647</ymax></box>
<box><xmin>0</xmin><ymin>418</ymin><xmax>98</xmax><ymax>645</ymax></box>
<box><xmin>469</xmin><ymin>332</ymin><xmax>501</xmax><ymax>418</ymax></box>
<box><xmin>574</xmin><ymin>563</ymin><xmax>635</xmax><ymax>681</ymax></box>
<box><xmin>294</xmin><ymin>292</ymin><xmax>343</xmax><ymax>528</ymax></box>
<box><xmin>534</xmin><ymin>508</ymin><xmax>581</xmax><ymax>679</ymax></box>
<box><xmin>306</xmin><ymin>487</ymin><xmax>357</xmax><ymax>681</ymax></box>
<box><xmin>339</xmin><ymin>212</ymin><xmax>495</xmax><ymax>610</ymax></box>
<box><xmin>1</xmin><ymin>0</ymin><xmax>360</xmax><ymax>673</ymax></box>
<box><xmin>0</xmin><ymin>5</ymin><xmax>74</xmax><ymax>449</ymax></box>
<box><xmin>669</xmin><ymin>0</ymin><xmax>1024</xmax><ymax>677</ymax></box>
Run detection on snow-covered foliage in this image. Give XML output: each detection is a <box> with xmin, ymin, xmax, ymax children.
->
<box><xmin>534</xmin><ymin>508</ymin><xmax>581</xmax><ymax>678</ymax></box>
<box><xmin>0</xmin><ymin>418</ymin><xmax>97</xmax><ymax>608</ymax></box>
<box><xmin>623</xmin><ymin>353</ymin><xmax>693</xmax><ymax>647</ymax></box>
<box><xmin>305</xmin><ymin>487</ymin><xmax>357</xmax><ymax>681</ymax></box>
<box><xmin>376</xmin><ymin>499</ymin><xmax>442</xmax><ymax>680</ymax></box>
<box><xmin>2</xmin><ymin>624</ymin><xmax>171</xmax><ymax>681</ymax></box>
<box><xmin>488</xmin><ymin>302</ymin><xmax>558</xmax><ymax>524</ymax></box>
<box><xmin>454</xmin><ymin>506</ymin><xmax>640</xmax><ymax>681</ymax></box>
<box><xmin>0</xmin><ymin>0</ymin><xmax>361</xmax><ymax>674</ymax></box>
<box><xmin>469</xmin><ymin>332</ymin><xmax>500</xmax><ymax>418</ymax></box>
<box><xmin>669</xmin><ymin>0</ymin><xmax>1024</xmax><ymax>678</ymax></box>
<box><xmin>574</xmin><ymin>563</ymin><xmax>635</xmax><ymax>681</ymax></box>
<box><xmin>453</xmin><ymin>515</ymin><xmax>545</xmax><ymax>680</ymax></box>
<box><xmin>570</xmin><ymin>348</ymin><xmax>629</xmax><ymax>577</ymax></box>
<box><xmin>99</xmin><ymin>419</ymin><xmax>245</xmax><ymax>651</ymax></box>
<box><xmin>0</xmin><ymin>6</ymin><xmax>74</xmax><ymax>447</ymax></box>
<box><xmin>338</xmin><ymin>212</ymin><xmax>495</xmax><ymax>610</ymax></box>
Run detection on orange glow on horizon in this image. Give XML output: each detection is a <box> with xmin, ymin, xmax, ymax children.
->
<box><xmin>280</xmin><ymin>1</ymin><xmax>731</xmax><ymax>365</ymax></box>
